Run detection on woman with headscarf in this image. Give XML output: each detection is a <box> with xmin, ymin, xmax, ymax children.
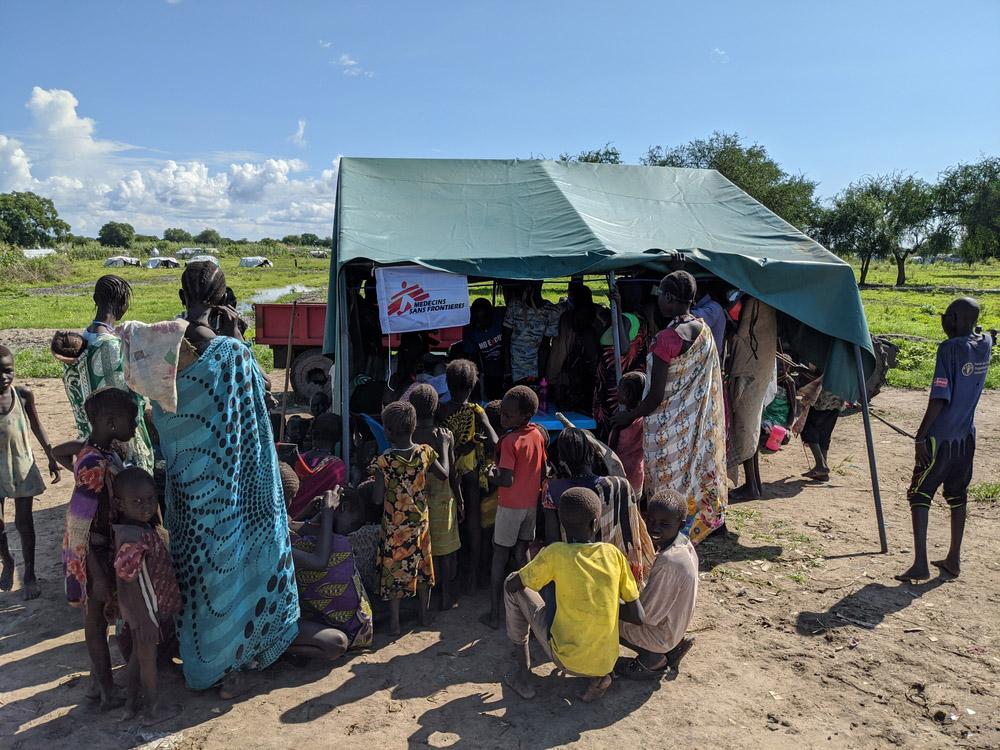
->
<box><xmin>151</xmin><ymin>261</ymin><xmax>298</xmax><ymax>697</ymax></box>
<box><xmin>612</xmin><ymin>271</ymin><xmax>727</xmax><ymax>544</ymax></box>
<box><xmin>55</xmin><ymin>275</ymin><xmax>154</xmax><ymax>472</ymax></box>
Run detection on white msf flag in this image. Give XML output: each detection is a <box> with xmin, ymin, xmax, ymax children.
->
<box><xmin>375</xmin><ymin>265</ymin><xmax>470</xmax><ymax>334</ymax></box>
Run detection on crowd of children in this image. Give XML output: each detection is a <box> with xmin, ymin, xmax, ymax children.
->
<box><xmin>0</xmin><ymin>269</ymin><xmax>994</xmax><ymax>717</ymax></box>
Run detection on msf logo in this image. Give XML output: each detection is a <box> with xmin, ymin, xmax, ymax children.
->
<box><xmin>387</xmin><ymin>281</ymin><xmax>430</xmax><ymax>316</ymax></box>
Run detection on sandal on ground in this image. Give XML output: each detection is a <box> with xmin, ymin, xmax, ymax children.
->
<box><xmin>615</xmin><ymin>656</ymin><xmax>667</xmax><ymax>681</ymax></box>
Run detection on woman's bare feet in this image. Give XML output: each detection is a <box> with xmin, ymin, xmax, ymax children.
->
<box><xmin>98</xmin><ymin>687</ymin><xmax>126</xmax><ymax>712</ymax></box>
<box><xmin>931</xmin><ymin>558</ymin><xmax>960</xmax><ymax>577</ymax></box>
<box><xmin>581</xmin><ymin>674</ymin><xmax>612</xmax><ymax>703</ymax></box>
<box><xmin>219</xmin><ymin>671</ymin><xmax>256</xmax><ymax>700</ymax></box>
<box><xmin>894</xmin><ymin>564</ymin><xmax>930</xmax><ymax>582</ymax></box>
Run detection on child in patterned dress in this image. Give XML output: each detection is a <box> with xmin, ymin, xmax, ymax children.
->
<box><xmin>371</xmin><ymin>401</ymin><xmax>448</xmax><ymax>635</ymax></box>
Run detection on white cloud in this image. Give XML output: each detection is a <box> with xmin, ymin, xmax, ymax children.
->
<box><xmin>290</xmin><ymin>119</ymin><xmax>307</xmax><ymax>147</ymax></box>
<box><xmin>710</xmin><ymin>47</ymin><xmax>729</xmax><ymax>64</ymax></box>
<box><xmin>0</xmin><ymin>134</ymin><xmax>34</xmax><ymax>190</ymax></box>
<box><xmin>2</xmin><ymin>88</ymin><xmax>339</xmax><ymax>237</ymax></box>
<box><xmin>319</xmin><ymin>39</ymin><xmax>332</xmax><ymax>48</ymax></box>
<box><xmin>336</xmin><ymin>52</ymin><xmax>375</xmax><ymax>78</ymax></box>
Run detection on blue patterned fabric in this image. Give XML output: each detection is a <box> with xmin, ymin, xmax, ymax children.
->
<box><xmin>153</xmin><ymin>337</ymin><xmax>298</xmax><ymax>690</ymax></box>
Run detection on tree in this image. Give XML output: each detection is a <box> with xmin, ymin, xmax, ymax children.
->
<box><xmin>0</xmin><ymin>191</ymin><xmax>70</xmax><ymax>247</ymax></box>
<box><xmin>560</xmin><ymin>142</ymin><xmax>622</xmax><ymax>164</ymax></box>
<box><xmin>163</xmin><ymin>227</ymin><xmax>192</xmax><ymax>242</ymax></box>
<box><xmin>937</xmin><ymin>157</ymin><xmax>1000</xmax><ymax>261</ymax></box>
<box><xmin>281</xmin><ymin>234</ymin><xmax>302</xmax><ymax>245</ymax></box>
<box><xmin>98</xmin><ymin>221</ymin><xmax>135</xmax><ymax>248</ymax></box>
<box><xmin>194</xmin><ymin>228</ymin><xmax>221</xmax><ymax>246</ymax></box>
<box><xmin>300</xmin><ymin>232</ymin><xmax>322</xmax><ymax>246</ymax></box>
<box><xmin>818</xmin><ymin>174</ymin><xmax>943</xmax><ymax>286</ymax></box>
<box><xmin>642</xmin><ymin>132</ymin><xmax>819</xmax><ymax>229</ymax></box>
<box><xmin>815</xmin><ymin>188</ymin><xmax>890</xmax><ymax>285</ymax></box>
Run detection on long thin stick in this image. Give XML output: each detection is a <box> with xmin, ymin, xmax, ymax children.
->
<box><xmin>868</xmin><ymin>409</ymin><xmax>917</xmax><ymax>440</ymax></box>
<box><xmin>278</xmin><ymin>300</ymin><xmax>297</xmax><ymax>442</ymax></box>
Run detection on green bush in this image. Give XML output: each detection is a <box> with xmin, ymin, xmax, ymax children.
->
<box><xmin>0</xmin><ymin>247</ymin><xmax>72</xmax><ymax>284</ymax></box>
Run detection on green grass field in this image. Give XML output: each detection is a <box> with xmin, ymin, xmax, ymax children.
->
<box><xmin>3</xmin><ymin>253</ymin><xmax>998</xmax><ymax>388</ymax></box>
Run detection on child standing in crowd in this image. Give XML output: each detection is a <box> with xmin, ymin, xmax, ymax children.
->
<box><xmin>483</xmin><ymin>385</ymin><xmax>546</xmax><ymax>629</ymax></box>
<box><xmin>64</xmin><ymin>388</ymin><xmax>138</xmax><ymax>710</ymax></box>
<box><xmin>440</xmin><ymin>359</ymin><xmax>498</xmax><ymax>592</ymax></box>
<box><xmin>609</xmin><ymin>371</ymin><xmax>646</xmax><ymax>497</ymax></box>
<box><xmin>0</xmin><ymin>345</ymin><xmax>61</xmax><ymax>600</ymax></box>
<box><xmin>372</xmin><ymin>401</ymin><xmax>448</xmax><ymax>635</ymax></box>
<box><xmin>896</xmin><ymin>298</ymin><xmax>994</xmax><ymax>582</ymax></box>
<box><xmin>618</xmin><ymin>489</ymin><xmax>698</xmax><ymax>679</ymax></box>
<box><xmin>504</xmin><ymin>487</ymin><xmax>644</xmax><ymax>702</ymax></box>
<box><xmin>543</xmin><ymin>428</ymin><xmax>599</xmax><ymax>544</ymax></box>
<box><xmin>409</xmin><ymin>384</ymin><xmax>464</xmax><ymax>610</ymax></box>
<box><xmin>111</xmin><ymin>467</ymin><xmax>182</xmax><ymax>725</ymax></box>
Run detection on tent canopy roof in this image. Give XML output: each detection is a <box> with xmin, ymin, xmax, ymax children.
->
<box><xmin>328</xmin><ymin>157</ymin><xmax>871</xmax><ymax>398</ymax></box>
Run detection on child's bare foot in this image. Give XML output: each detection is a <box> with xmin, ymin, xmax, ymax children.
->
<box><xmin>478</xmin><ymin>612</ymin><xmax>500</xmax><ymax>630</ymax></box>
<box><xmin>932</xmin><ymin>558</ymin><xmax>960</xmax><ymax>578</ymax></box>
<box><xmin>581</xmin><ymin>674</ymin><xmax>612</xmax><ymax>703</ymax></box>
<box><xmin>119</xmin><ymin>702</ymin><xmax>139</xmax><ymax>722</ymax></box>
<box><xmin>98</xmin><ymin>688</ymin><xmax>126</xmax><ymax>712</ymax></box>
<box><xmin>21</xmin><ymin>576</ymin><xmax>40</xmax><ymax>600</ymax></box>
<box><xmin>418</xmin><ymin>608</ymin><xmax>436</xmax><ymax>628</ymax></box>
<box><xmin>84</xmin><ymin>675</ymin><xmax>102</xmax><ymax>701</ymax></box>
<box><xmin>504</xmin><ymin>670</ymin><xmax>536</xmax><ymax>699</ymax></box>
<box><xmin>141</xmin><ymin>702</ymin><xmax>183</xmax><ymax>727</ymax></box>
<box><xmin>0</xmin><ymin>559</ymin><xmax>13</xmax><ymax>591</ymax></box>
<box><xmin>729</xmin><ymin>485</ymin><xmax>761</xmax><ymax>502</ymax></box>
<box><xmin>894</xmin><ymin>564</ymin><xmax>930</xmax><ymax>582</ymax></box>
<box><xmin>802</xmin><ymin>468</ymin><xmax>830</xmax><ymax>481</ymax></box>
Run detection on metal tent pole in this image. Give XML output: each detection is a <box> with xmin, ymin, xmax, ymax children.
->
<box><xmin>607</xmin><ymin>272</ymin><xmax>624</xmax><ymax>387</ymax></box>
<box><xmin>854</xmin><ymin>344</ymin><xmax>888</xmax><ymax>553</ymax></box>
<box><xmin>339</xmin><ymin>270</ymin><xmax>351</xmax><ymax>471</ymax></box>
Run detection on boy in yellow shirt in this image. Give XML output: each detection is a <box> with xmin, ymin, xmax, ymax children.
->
<box><xmin>503</xmin><ymin>487</ymin><xmax>644</xmax><ymax>702</ymax></box>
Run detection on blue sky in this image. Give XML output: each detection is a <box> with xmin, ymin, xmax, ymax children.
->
<box><xmin>1</xmin><ymin>0</ymin><xmax>998</xmax><ymax>238</ymax></box>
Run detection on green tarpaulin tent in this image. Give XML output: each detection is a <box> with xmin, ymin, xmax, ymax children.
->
<box><xmin>324</xmin><ymin>157</ymin><xmax>886</xmax><ymax>552</ymax></box>
<box><xmin>324</xmin><ymin>157</ymin><xmax>873</xmax><ymax>401</ymax></box>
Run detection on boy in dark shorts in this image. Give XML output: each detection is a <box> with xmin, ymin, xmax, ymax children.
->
<box><xmin>896</xmin><ymin>297</ymin><xmax>994</xmax><ymax>581</ymax></box>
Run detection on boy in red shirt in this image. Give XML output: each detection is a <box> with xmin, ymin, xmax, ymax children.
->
<box><xmin>482</xmin><ymin>385</ymin><xmax>547</xmax><ymax>629</ymax></box>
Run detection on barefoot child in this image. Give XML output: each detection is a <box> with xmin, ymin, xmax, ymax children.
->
<box><xmin>111</xmin><ymin>467</ymin><xmax>182</xmax><ymax>724</ymax></box>
<box><xmin>440</xmin><ymin>360</ymin><xmax>498</xmax><ymax>591</ymax></box>
<box><xmin>896</xmin><ymin>298</ymin><xmax>994</xmax><ymax>582</ymax></box>
<box><xmin>64</xmin><ymin>387</ymin><xmax>138</xmax><ymax>709</ymax></box>
<box><xmin>618</xmin><ymin>489</ymin><xmax>698</xmax><ymax>680</ymax></box>
<box><xmin>0</xmin><ymin>345</ymin><xmax>61</xmax><ymax>600</ymax></box>
<box><xmin>372</xmin><ymin>401</ymin><xmax>448</xmax><ymax>635</ymax></box>
<box><xmin>408</xmin><ymin>384</ymin><xmax>464</xmax><ymax>610</ymax></box>
<box><xmin>504</xmin><ymin>487</ymin><xmax>644</xmax><ymax>702</ymax></box>
<box><xmin>483</xmin><ymin>386</ymin><xmax>547</xmax><ymax>629</ymax></box>
<box><xmin>609</xmin><ymin>371</ymin><xmax>646</xmax><ymax>497</ymax></box>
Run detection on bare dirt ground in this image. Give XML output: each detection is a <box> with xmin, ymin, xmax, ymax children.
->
<box><xmin>1</xmin><ymin>383</ymin><xmax>998</xmax><ymax>749</ymax></box>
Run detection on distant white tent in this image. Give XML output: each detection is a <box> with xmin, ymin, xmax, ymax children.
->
<box><xmin>187</xmin><ymin>255</ymin><xmax>219</xmax><ymax>266</ymax></box>
<box><xmin>104</xmin><ymin>256</ymin><xmax>141</xmax><ymax>267</ymax></box>
<box><xmin>146</xmin><ymin>257</ymin><xmax>179</xmax><ymax>269</ymax></box>
<box><xmin>22</xmin><ymin>248</ymin><xmax>56</xmax><ymax>258</ymax></box>
<box><xmin>239</xmin><ymin>256</ymin><xmax>272</xmax><ymax>268</ymax></box>
<box><xmin>310</xmin><ymin>249</ymin><xmax>330</xmax><ymax>259</ymax></box>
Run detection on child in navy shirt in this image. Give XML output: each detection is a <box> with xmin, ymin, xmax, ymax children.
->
<box><xmin>896</xmin><ymin>297</ymin><xmax>994</xmax><ymax>582</ymax></box>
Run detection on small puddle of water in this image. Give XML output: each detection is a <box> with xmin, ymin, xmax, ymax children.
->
<box><xmin>239</xmin><ymin>285</ymin><xmax>317</xmax><ymax>314</ymax></box>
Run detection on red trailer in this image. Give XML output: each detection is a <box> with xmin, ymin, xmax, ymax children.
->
<box><xmin>254</xmin><ymin>302</ymin><xmax>465</xmax><ymax>399</ymax></box>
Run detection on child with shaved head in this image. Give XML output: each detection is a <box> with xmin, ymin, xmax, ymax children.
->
<box><xmin>504</xmin><ymin>486</ymin><xmax>644</xmax><ymax>703</ymax></box>
<box><xmin>897</xmin><ymin>297</ymin><xmax>994</xmax><ymax>581</ymax></box>
<box><xmin>617</xmin><ymin>488</ymin><xmax>698</xmax><ymax>679</ymax></box>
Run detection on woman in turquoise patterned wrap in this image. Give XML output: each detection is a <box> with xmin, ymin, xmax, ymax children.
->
<box><xmin>153</xmin><ymin>262</ymin><xmax>298</xmax><ymax>694</ymax></box>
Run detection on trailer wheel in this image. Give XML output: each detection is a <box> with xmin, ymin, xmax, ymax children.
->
<box><xmin>841</xmin><ymin>335</ymin><xmax>899</xmax><ymax>415</ymax></box>
<box><xmin>290</xmin><ymin>348</ymin><xmax>331</xmax><ymax>401</ymax></box>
